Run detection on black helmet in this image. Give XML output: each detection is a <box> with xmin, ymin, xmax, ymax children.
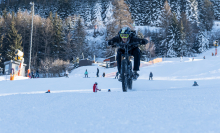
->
<box><xmin>95</xmin><ymin>82</ymin><xmax>98</xmax><ymax>85</ymax></box>
<box><xmin>118</xmin><ymin>27</ymin><xmax>131</xmax><ymax>38</ymax></box>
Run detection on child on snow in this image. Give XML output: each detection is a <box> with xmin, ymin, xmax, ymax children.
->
<box><xmin>103</xmin><ymin>72</ymin><xmax>105</xmax><ymax>77</ymax></box>
<box><xmin>193</xmin><ymin>81</ymin><xmax>199</xmax><ymax>86</ymax></box>
<box><xmin>85</xmin><ymin>69</ymin><xmax>88</xmax><ymax>78</ymax></box>
<box><xmin>93</xmin><ymin>82</ymin><xmax>100</xmax><ymax>92</ymax></box>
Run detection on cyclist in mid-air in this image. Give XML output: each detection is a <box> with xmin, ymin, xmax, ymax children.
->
<box><xmin>108</xmin><ymin>27</ymin><xmax>148</xmax><ymax>81</ymax></box>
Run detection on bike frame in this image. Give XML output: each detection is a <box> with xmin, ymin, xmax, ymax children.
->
<box><xmin>114</xmin><ymin>41</ymin><xmax>139</xmax><ymax>91</ymax></box>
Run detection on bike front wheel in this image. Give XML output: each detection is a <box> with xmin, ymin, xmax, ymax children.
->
<box><xmin>121</xmin><ymin>60</ymin><xmax>127</xmax><ymax>92</ymax></box>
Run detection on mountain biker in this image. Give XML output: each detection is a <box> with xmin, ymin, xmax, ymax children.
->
<box><xmin>108</xmin><ymin>27</ymin><xmax>148</xmax><ymax>81</ymax></box>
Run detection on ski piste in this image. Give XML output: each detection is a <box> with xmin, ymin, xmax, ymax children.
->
<box><xmin>1</xmin><ymin>47</ymin><xmax>220</xmax><ymax>132</ymax></box>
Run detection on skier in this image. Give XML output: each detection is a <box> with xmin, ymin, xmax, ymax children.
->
<box><xmin>65</xmin><ymin>70</ymin><xmax>69</xmax><ymax>78</ymax></box>
<box><xmin>203</xmin><ymin>56</ymin><xmax>205</xmax><ymax>59</ymax></box>
<box><xmin>35</xmin><ymin>70</ymin><xmax>39</xmax><ymax>78</ymax></box>
<box><xmin>193</xmin><ymin>81</ymin><xmax>199</xmax><ymax>86</ymax></box>
<box><xmin>108</xmin><ymin>27</ymin><xmax>148</xmax><ymax>81</ymax></box>
<box><xmin>103</xmin><ymin>72</ymin><xmax>105</xmax><ymax>77</ymax></box>
<box><xmin>180</xmin><ymin>56</ymin><xmax>183</xmax><ymax>62</ymax></box>
<box><xmin>149</xmin><ymin>72</ymin><xmax>153</xmax><ymax>80</ymax></box>
<box><xmin>96</xmin><ymin>68</ymin><xmax>99</xmax><ymax>77</ymax></box>
<box><xmin>46</xmin><ymin>90</ymin><xmax>50</xmax><ymax>93</ymax></box>
<box><xmin>29</xmin><ymin>72</ymin><xmax>31</xmax><ymax>78</ymax></box>
<box><xmin>31</xmin><ymin>71</ymin><xmax>34</xmax><ymax>78</ymax></box>
<box><xmin>93</xmin><ymin>82</ymin><xmax>100</xmax><ymax>92</ymax></box>
<box><xmin>85</xmin><ymin>69</ymin><xmax>88</xmax><ymax>78</ymax></box>
<box><xmin>115</xmin><ymin>72</ymin><xmax>119</xmax><ymax>79</ymax></box>
<box><xmin>108</xmin><ymin>89</ymin><xmax>111</xmax><ymax>92</ymax></box>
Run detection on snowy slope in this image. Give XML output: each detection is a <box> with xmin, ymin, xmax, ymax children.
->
<box><xmin>0</xmin><ymin>47</ymin><xmax>220</xmax><ymax>133</ymax></box>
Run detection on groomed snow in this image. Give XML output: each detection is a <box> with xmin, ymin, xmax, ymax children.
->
<box><xmin>0</xmin><ymin>47</ymin><xmax>220</xmax><ymax>133</ymax></box>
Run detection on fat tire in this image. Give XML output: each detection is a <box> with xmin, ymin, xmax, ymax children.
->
<box><xmin>121</xmin><ymin>60</ymin><xmax>127</xmax><ymax>92</ymax></box>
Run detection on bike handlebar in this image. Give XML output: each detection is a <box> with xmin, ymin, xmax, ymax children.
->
<box><xmin>111</xmin><ymin>42</ymin><xmax>140</xmax><ymax>48</ymax></box>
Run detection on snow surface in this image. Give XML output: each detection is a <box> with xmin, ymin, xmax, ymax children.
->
<box><xmin>1</xmin><ymin>47</ymin><xmax>220</xmax><ymax>133</ymax></box>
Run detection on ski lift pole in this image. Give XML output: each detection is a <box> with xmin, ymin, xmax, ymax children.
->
<box><xmin>28</xmin><ymin>2</ymin><xmax>34</xmax><ymax>76</ymax></box>
<box><xmin>94</xmin><ymin>55</ymin><xmax>95</xmax><ymax>62</ymax></box>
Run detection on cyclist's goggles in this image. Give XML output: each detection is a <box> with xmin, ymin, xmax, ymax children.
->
<box><xmin>120</xmin><ymin>34</ymin><xmax>129</xmax><ymax>38</ymax></box>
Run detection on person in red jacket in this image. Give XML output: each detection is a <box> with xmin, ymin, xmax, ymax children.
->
<box><xmin>93</xmin><ymin>82</ymin><xmax>100</xmax><ymax>92</ymax></box>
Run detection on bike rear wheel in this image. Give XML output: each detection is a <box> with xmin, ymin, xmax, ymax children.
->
<box><xmin>121</xmin><ymin>60</ymin><xmax>127</xmax><ymax>92</ymax></box>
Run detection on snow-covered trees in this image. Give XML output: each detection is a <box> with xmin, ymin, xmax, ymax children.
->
<box><xmin>198</xmin><ymin>0</ymin><xmax>214</xmax><ymax>32</ymax></box>
<box><xmin>194</xmin><ymin>30</ymin><xmax>209</xmax><ymax>53</ymax></box>
<box><xmin>91</xmin><ymin>1</ymin><xmax>102</xmax><ymax>23</ymax></box>
<box><xmin>166</xmin><ymin>13</ymin><xmax>180</xmax><ymax>57</ymax></box>
<box><xmin>57</xmin><ymin>0</ymin><xmax>71</xmax><ymax>20</ymax></box>
<box><xmin>72</xmin><ymin>16</ymin><xmax>88</xmax><ymax>58</ymax></box>
<box><xmin>186</xmin><ymin>0</ymin><xmax>199</xmax><ymax>24</ymax></box>
<box><xmin>160</xmin><ymin>1</ymin><xmax>172</xmax><ymax>37</ymax></box>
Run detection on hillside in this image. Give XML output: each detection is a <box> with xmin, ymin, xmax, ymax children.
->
<box><xmin>0</xmin><ymin>47</ymin><xmax>220</xmax><ymax>132</ymax></box>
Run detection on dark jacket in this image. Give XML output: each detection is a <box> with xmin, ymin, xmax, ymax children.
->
<box><xmin>97</xmin><ymin>68</ymin><xmax>99</xmax><ymax>73</ymax></box>
<box><xmin>108</xmin><ymin>35</ymin><xmax>148</xmax><ymax>48</ymax></box>
<box><xmin>149</xmin><ymin>72</ymin><xmax>153</xmax><ymax>77</ymax></box>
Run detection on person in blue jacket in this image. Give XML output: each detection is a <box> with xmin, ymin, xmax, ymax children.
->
<box><xmin>85</xmin><ymin>69</ymin><xmax>88</xmax><ymax>78</ymax></box>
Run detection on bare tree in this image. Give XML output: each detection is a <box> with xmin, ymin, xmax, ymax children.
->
<box><xmin>112</xmin><ymin>0</ymin><xmax>134</xmax><ymax>30</ymax></box>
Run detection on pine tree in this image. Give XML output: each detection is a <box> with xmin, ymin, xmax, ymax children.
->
<box><xmin>73</xmin><ymin>16</ymin><xmax>87</xmax><ymax>58</ymax></box>
<box><xmin>91</xmin><ymin>0</ymin><xmax>102</xmax><ymax>23</ymax></box>
<box><xmin>52</xmin><ymin>12</ymin><xmax>64</xmax><ymax>59</ymax></box>
<box><xmin>170</xmin><ymin>0</ymin><xmax>181</xmax><ymax>20</ymax></box>
<box><xmin>0</xmin><ymin>35</ymin><xmax>4</xmax><ymax>68</ymax></box>
<box><xmin>63</xmin><ymin>16</ymin><xmax>75</xmax><ymax>60</ymax></box>
<box><xmin>57</xmin><ymin>0</ymin><xmax>71</xmax><ymax>20</ymax></box>
<box><xmin>194</xmin><ymin>30</ymin><xmax>209</xmax><ymax>53</ymax></box>
<box><xmin>212</xmin><ymin>0</ymin><xmax>220</xmax><ymax>20</ymax></box>
<box><xmin>103</xmin><ymin>1</ymin><xmax>114</xmax><ymax>26</ymax></box>
<box><xmin>178</xmin><ymin>20</ymin><xmax>187</xmax><ymax>56</ymax></box>
<box><xmin>133</xmin><ymin>0</ymin><xmax>141</xmax><ymax>26</ymax></box>
<box><xmin>186</xmin><ymin>0</ymin><xmax>199</xmax><ymax>24</ymax></box>
<box><xmin>149</xmin><ymin>0</ymin><xmax>164</xmax><ymax>26</ymax></box>
<box><xmin>2</xmin><ymin>8</ymin><xmax>7</xmax><ymax>19</ymax></box>
<box><xmin>180</xmin><ymin>12</ymin><xmax>196</xmax><ymax>56</ymax></box>
<box><xmin>42</xmin><ymin>17</ymin><xmax>53</xmax><ymax>60</ymax></box>
<box><xmin>126</xmin><ymin>0</ymin><xmax>137</xmax><ymax>25</ymax></box>
<box><xmin>5</xmin><ymin>12</ymin><xmax>23</xmax><ymax>60</ymax></box>
<box><xmin>160</xmin><ymin>0</ymin><xmax>172</xmax><ymax>37</ymax></box>
<box><xmin>199</xmin><ymin>0</ymin><xmax>214</xmax><ymax>32</ymax></box>
<box><xmin>84</xmin><ymin>2</ymin><xmax>92</xmax><ymax>27</ymax></box>
<box><xmin>166</xmin><ymin>13</ymin><xmax>180</xmax><ymax>57</ymax></box>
